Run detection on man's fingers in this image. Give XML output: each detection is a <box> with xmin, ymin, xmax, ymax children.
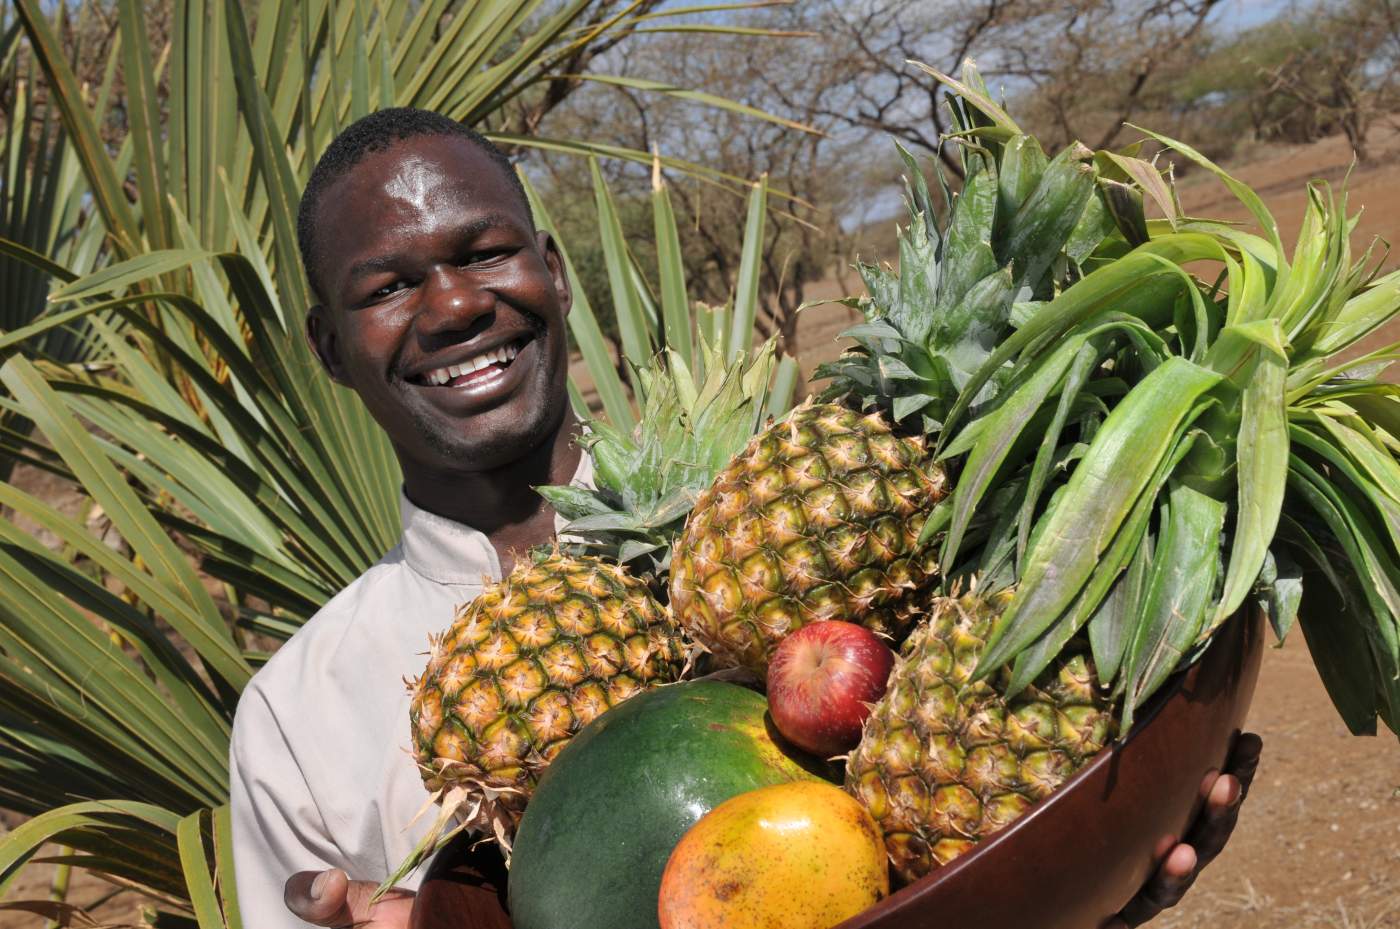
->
<box><xmin>341</xmin><ymin>879</ymin><xmax>415</xmax><ymax>926</ymax></box>
<box><xmin>1227</xmin><ymin>731</ymin><xmax>1263</xmax><ymax>798</ymax></box>
<box><xmin>285</xmin><ymin>869</ymin><xmax>353</xmax><ymax>926</ymax></box>
<box><xmin>1117</xmin><ymin>844</ymin><xmax>1198</xmax><ymax>927</ymax></box>
<box><xmin>1186</xmin><ymin>771</ymin><xmax>1245</xmax><ymax>865</ymax></box>
<box><xmin>284</xmin><ymin>869</ymin><xmax>415</xmax><ymax>928</ymax></box>
<box><xmin>1181</xmin><ymin>731</ymin><xmax>1261</xmax><ymax>867</ymax></box>
<box><xmin>1112</xmin><ymin>735</ymin><xmax>1263</xmax><ymax>928</ymax></box>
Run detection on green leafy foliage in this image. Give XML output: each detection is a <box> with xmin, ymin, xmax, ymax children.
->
<box><xmin>816</xmin><ymin>63</ymin><xmax>1129</xmax><ymax>434</ymax></box>
<box><xmin>928</xmin><ymin>69</ymin><xmax>1400</xmax><ymax>736</ymax></box>
<box><xmin>532</xmin><ymin>162</ymin><xmax>799</xmax><ymax>576</ymax></box>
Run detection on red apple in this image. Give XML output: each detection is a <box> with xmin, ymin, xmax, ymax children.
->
<box><xmin>766</xmin><ymin>621</ymin><xmax>896</xmax><ymax>757</ymax></box>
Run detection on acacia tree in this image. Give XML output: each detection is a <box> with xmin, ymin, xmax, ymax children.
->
<box><xmin>527</xmin><ymin>24</ymin><xmax>875</xmax><ymax>359</ymax></box>
<box><xmin>1254</xmin><ymin>0</ymin><xmax>1400</xmax><ymax>162</ymax></box>
<box><xmin>772</xmin><ymin>0</ymin><xmax>1223</xmax><ymax>176</ymax></box>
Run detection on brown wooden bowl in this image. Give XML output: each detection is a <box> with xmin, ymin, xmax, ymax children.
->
<box><xmin>411</xmin><ymin>608</ymin><xmax>1265</xmax><ymax>929</ymax></box>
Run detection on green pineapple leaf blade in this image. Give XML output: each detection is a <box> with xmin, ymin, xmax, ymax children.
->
<box><xmin>932</xmin><ymin>167</ymin><xmax>999</xmax><ymax>335</ymax></box>
<box><xmin>940</xmin><ymin>235</ymin><xmax>1224</xmax><ymax>447</ymax></box>
<box><xmin>1295</xmin><ymin>565</ymin><xmax>1383</xmax><ymax>736</ymax></box>
<box><xmin>1015</xmin><ymin>337</ymin><xmax>1105</xmax><ymax>567</ymax></box>
<box><xmin>1097</xmin><ymin>151</ymin><xmax>1178</xmax><ymax>231</ymax></box>
<box><xmin>1129</xmin><ymin>124</ymin><xmax>1285</xmax><ymax>273</ymax></box>
<box><xmin>907</xmin><ymin>60</ymin><xmax>1021</xmax><ymax>135</ymax></box>
<box><xmin>1305</xmin><ymin>268</ymin><xmax>1400</xmax><ymax>360</ymax></box>
<box><xmin>1211</xmin><ymin>324</ymin><xmax>1289</xmax><ymax>628</ymax></box>
<box><xmin>1088</xmin><ymin>528</ymin><xmax>1154</xmax><ymax>686</ymax></box>
<box><xmin>973</xmin><ymin>358</ymin><xmax>1224</xmax><ymax>679</ymax></box>
<box><xmin>1005</xmin><ymin>463</ymin><xmax>1160</xmax><ymax>698</ymax></box>
<box><xmin>1286</xmin><ymin>455</ymin><xmax>1400</xmax><ymax>658</ymax></box>
<box><xmin>940</xmin><ymin>334</ymin><xmax>1092</xmax><ymax>571</ymax></box>
<box><xmin>1121</xmin><ymin>483</ymin><xmax>1228</xmax><ymax>731</ymax></box>
<box><xmin>1006</xmin><ymin>416</ymin><xmax>1202</xmax><ymax>696</ymax></box>
<box><xmin>1000</xmin><ymin>142</ymin><xmax>1096</xmax><ymax>293</ymax></box>
<box><xmin>1255</xmin><ymin>549</ymin><xmax>1304</xmax><ymax>643</ymax></box>
<box><xmin>535</xmin><ymin>485</ymin><xmax>623</xmax><ymax>522</ymax></box>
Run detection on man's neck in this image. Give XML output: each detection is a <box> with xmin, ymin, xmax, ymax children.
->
<box><xmin>401</xmin><ymin>413</ymin><xmax>582</xmax><ymax>573</ymax></box>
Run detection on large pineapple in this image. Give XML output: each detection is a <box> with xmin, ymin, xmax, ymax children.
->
<box><xmin>669</xmin><ymin>402</ymin><xmax>944</xmax><ymax>672</ymax></box>
<box><xmin>669</xmin><ymin>63</ymin><xmax>1118</xmax><ymax>674</ymax></box>
<box><xmin>846</xmin><ymin>588</ymin><xmax>1115</xmax><ymax>882</ymax></box>
<box><xmin>409</xmin><ymin>550</ymin><xmax>685</xmax><ymax>838</ymax></box>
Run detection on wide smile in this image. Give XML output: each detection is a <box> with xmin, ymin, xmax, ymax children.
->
<box><xmin>405</xmin><ymin>335</ymin><xmax>537</xmax><ymax>411</ymax></box>
<box><xmin>412</xmin><ymin>336</ymin><xmax>530</xmax><ymax>387</ymax></box>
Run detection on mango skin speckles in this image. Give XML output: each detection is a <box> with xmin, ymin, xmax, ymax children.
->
<box><xmin>658</xmin><ymin>781</ymin><xmax>890</xmax><ymax>929</ymax></box>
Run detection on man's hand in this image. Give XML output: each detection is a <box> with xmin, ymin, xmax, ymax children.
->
<box><xmin>1103</xmin><ymin>732</ymin><xmax>1263</xmax><ymax>928</ymax></box>
<box><xmin>284</xmin><ymin>869</ymin><xmax>415</xmax><ymax>929</ymax></box>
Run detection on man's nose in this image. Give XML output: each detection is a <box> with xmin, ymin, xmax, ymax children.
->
<box><xmin>416</xmin><ymin>266</ymin><xmax>495</xmax><ymax>340</ymax></box>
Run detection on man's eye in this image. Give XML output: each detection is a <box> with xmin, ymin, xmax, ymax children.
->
<box><xmin>370</xmin><ymin>280</ymin><xmax>409</xmax><ymax>300</ymax></box>
<box><xmin>465</xmin><ymin>248</ymin><xmax>515</xmax><ymax>266</ymax></box>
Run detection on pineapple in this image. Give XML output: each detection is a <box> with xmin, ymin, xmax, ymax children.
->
<box><xmin>846</xmin><ymin>588</ymin><xmax>1115</xmax><ymax>882</ymax></box>
<box><xmin>669</xmin><ymin>63</ymin><xmax>1118</xmax><ymax>674</ymax></box>
<box><xmin>669</xmin><ymin>401</ymin><xmax>945</xmax><ymax>673</ymax></box>
<box><xmin>409</xmin><ymin>550</ymin><xmax>685</xmax><ymax>838</ymax></box>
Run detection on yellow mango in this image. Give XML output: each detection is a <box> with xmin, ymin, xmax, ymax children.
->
<box><xmin>658</xmin><ymin>780</ymin><xmax>890</xmax><ymax>929</ymax></box>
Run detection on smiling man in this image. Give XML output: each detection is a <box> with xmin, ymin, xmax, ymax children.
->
<box><xmin>228</xmin><ymin>109</ymin><xmax>586</xmax><ymax>929</ymax></box>
<box><xmin>229</xmin><ymin>108</ymin><xmax>1261</xmax><ymax>929</ymax></box>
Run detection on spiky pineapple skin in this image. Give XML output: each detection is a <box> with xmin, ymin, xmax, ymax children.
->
<box><xmin>409</xmin><ymin>552</ymin><xmax>685</xmax><ymax>834</ymax></box>
<box><xmin>669</xmin><ymin>401</ymin><xmax>945</xmax><ymax>674</ymax></box>
<box><xmin>846</xmin><ymin>590</ymin><xmax>1116</xmax><ymax>883</ymax></box>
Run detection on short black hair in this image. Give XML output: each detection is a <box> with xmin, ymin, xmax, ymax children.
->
<box><xmin>296</xmin><ymin>107</ymin><xmax>532</xmax><ymax>300</ymax></box>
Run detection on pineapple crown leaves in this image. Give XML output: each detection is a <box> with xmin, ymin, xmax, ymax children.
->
<box><xmin>536</xmin><ymin>340</ymin><xmax>782</xmax><ymax>572</ymax></box>
<box><xmin>818</xmin><ymin>61</ymin><xmax>1131</xmax><ymax>433</ymax></box>
<box><xmin>934</xmin><ymin>111</ymin><xmax>1400</xmax><ymax>736</ymax></box>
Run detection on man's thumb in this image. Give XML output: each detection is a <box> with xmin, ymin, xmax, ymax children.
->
<box><xmin>285</xmin><ymin>868</ymin><xmax>353</xmax><ymax>926</ymax></box>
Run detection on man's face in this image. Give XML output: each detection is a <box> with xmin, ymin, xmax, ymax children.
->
<box><xmin>306</xmin><ymin>134</ymin><xmax>571</xmax><ymax>476</ymax></box>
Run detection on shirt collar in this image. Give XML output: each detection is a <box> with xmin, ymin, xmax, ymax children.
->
<box><xmin>398</xmin><ymin>453</ymin><xmax>595</xmax><ymax>586</ymax></box>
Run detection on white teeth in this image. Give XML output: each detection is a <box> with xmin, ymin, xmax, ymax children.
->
<box><xmin>421</xmin><ymin>341</ymin><xmax>522</xmax><ymax>385</ymax></box>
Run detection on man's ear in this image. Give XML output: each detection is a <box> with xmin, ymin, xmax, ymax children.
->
<box><xmin>537</xmin><ymin>230</ymin><xmax>572</xmax><ymax>318</ymax></box>
<box><xmin>306</xmin><ymin>303</ymin><xmax>349</xmax><ymax>384</ymax></box>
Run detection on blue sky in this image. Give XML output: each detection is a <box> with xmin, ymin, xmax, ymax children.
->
<box><xmin>1214</xmin><ymin>0</ymin><xmax>1295</xmax><ymax>32</ymax></box>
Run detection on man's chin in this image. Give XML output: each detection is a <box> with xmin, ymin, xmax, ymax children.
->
<box><xmin>411</xmin><ymin>404</ymin><xmax>567</xmax><ymax>475</ymax></box>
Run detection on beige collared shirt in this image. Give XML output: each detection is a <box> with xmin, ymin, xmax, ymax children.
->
<box><xmin>230</xmin><ymin>459</ymin><xmax>591</xmax><ymax>929</ymax></box>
